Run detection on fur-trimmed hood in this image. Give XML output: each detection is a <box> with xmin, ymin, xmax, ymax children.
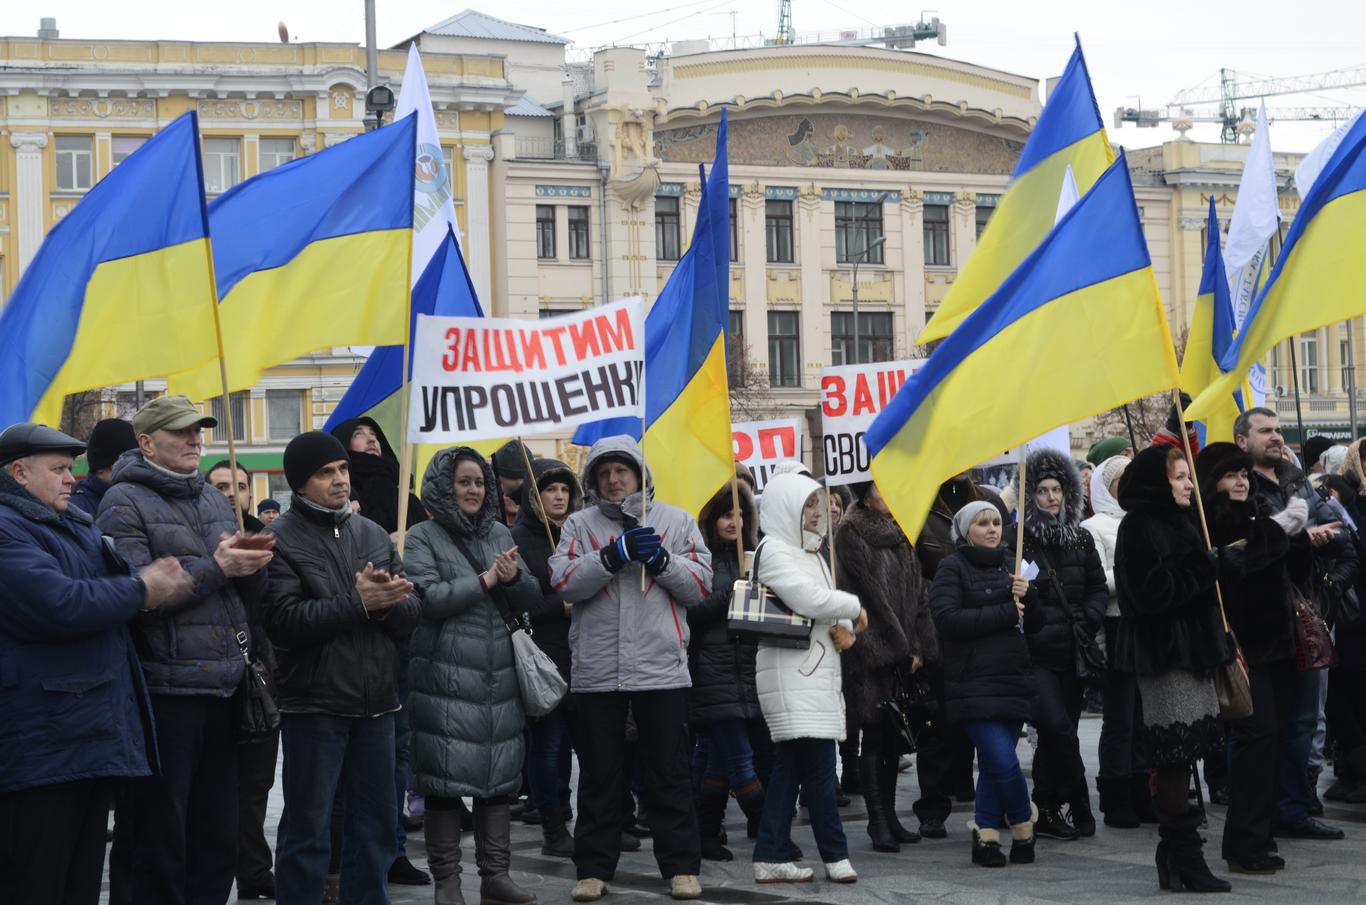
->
<box><xmin>698</xmin><ymin>477</ymin><xmax>758</xmax><ymax>554</ymax></box>
<box><xmin>516</xmin><ymin>457</ymin><xmax>583</xmax><ymax>533</ymax></box>
<box><xmin>1014</xmin><ymin>447</ymin><xmax>1086</xmax><ymax>540</ymax></box>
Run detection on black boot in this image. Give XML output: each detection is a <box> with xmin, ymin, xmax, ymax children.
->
<box><xmin>840</xmin><ymin>735</ymin><xmax>862</xmax><ymax>795</ymax></box>
<box><xmin>1160</xmin><ymin>808</ymin><xmax>1232</xmax><ymax>894</ymax></box>
<box><xmin>697</xmin><ymin>782</ymin><xmax>733</xmax><ymax>862</ymax></box>
<box><xmin>859</xmin><ymin>750</ymin><xmax>900</xmax><ymax>853</ymax></box>
<box><xmin>1131</xmin><ymin>773</ymin><xmax>1159</xmax><ymax>824</ymax></box>
<box><xmin>1034</xmin><ymin>804</ymin><xmax>1079</xmax><ymax>841</ymax></box>
<box><xmin>1097</xmin><ymin>777</ymin><xmax>1140</xmax><ymax>829</ymax></box>
<box><xmin>539</xmin><ymin>806</ymin><xmax>574</xmax><ymax>859</ymax></box>
<box><xmin>969</xmin><ymin>823</ymin><xmax>1007</xmax><ymax>867</ymax></box>
<box><xmin>1307</xmin><ymin>766</ymin><xmax>1325</xmax><ymax>817</ymax></box>
<box><xmin>879</xmin><ymin>755</ymin><xmax>919</xmax><ymax>844</ymax></box>
<box><xmin>1068</xmin><ymin>787</ymin><xmax>1097</xmax><ymax>837</ymax></box>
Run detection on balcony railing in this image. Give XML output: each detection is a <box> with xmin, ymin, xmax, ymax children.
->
<box><xmin>515</xmin><ymin>137</ymin><xmax>598</xmax><ymax>162</ymax></box>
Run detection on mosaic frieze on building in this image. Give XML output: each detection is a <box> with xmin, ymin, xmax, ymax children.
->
<box><xmin>655</xmin><ymin>113</ymin><xmax>1023</xmax><ymax>174</ymax></box>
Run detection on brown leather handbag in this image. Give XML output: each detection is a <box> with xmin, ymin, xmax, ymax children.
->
<box><xmin>1293</xmin><ymin>587</ymin><xmax>1338</xmax><ymax>672</ymax></box>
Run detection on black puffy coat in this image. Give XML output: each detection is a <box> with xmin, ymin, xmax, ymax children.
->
<box><xmin>510</xmin><ymin>458</ymin><xmax>583</xmax><ymax>681</ymax></box>
<box><xmin>1005</xmin><ymin>448</ymin><xmax>1107</xmax><ymax>673</ymax></box>
<box><xmin>687</xmin><ymin>479</ymin><xmax>761</xmax><ymax>725</ymax></box>
<box><xmin>262</xmin><ymin>498</ymin><xmax>420</xmax><ymax>717</ymax></box>
<box><xmin>1113</xmin><ymin>446</ymin><xmax>1232</xmax><ymax>676</ymax></box>
<box><xmin>97</xmin><ymin>450</ymin><xmax>258</xmax><ymax>697</ymax></box>
<box><xmin>329</xmin><ymin>417</ymin><xmax>426</xmax><ymax>534</ymax></box>
<box><xmin>1206</xmin><ymin>492</ymin><xmax>1307</xmax><ymax>668</ymax></box>
<box><xmin>835</xmin><ymin>500</ymin><xmax>937</xmax><ymax>728</ymax></box>
<box><xmin>1334</xmin><ymin>492</ymin><xmax>1366</xmax><ymax>672</ymax></box>
<box><xmin>929</xmin><ymin>544</ymin><xmax>1044</xmax><ymax>724</ymax></box>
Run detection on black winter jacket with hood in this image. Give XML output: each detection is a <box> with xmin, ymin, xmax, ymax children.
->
<box><xmin>1113</xmin><ymin>446</ymin><xmax>1232</xmax><ymax>676</ymax></box>
<box><xmin>329</xmin><ymin>417</ymin><xmax>427</xmax><ymax>534</ymax></box>
<box><xmin>1004</xmin><ymin>448</ymin><xmax>1107</xmax><ymax>673</ymax></box>
<box><xmin>686</xmin><ymin>479</ymin><xmax>761</xmax><ymax>726</ymax></box>
<box><xmin>262</xmin><ymin>495</ymin><xmax>420</xmax><ymax>717</ymax></box>
<box><xmin>510</xmin><ymin>458</ymin><xmax>583</xmax><ymax>680</ymax></box>
<box><xmin>835</xmin><ymin>499</ymin><xmax>938</xmax><ymax>728</ymax></box>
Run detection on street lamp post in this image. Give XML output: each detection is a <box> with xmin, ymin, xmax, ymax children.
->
<box><xmin>850</xmin><ymin>235</ymin><xmax>886</xmax><ymax>366</ymax></box>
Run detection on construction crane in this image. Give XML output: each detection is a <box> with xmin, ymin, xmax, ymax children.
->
<box><xmin>1116</xmin><ymin>64</ymin><xmax>1366</xmax><ymax>143</ymax></box>
<box><xmin>776</xmin><ymin>0</ymin><xmax>794</xmax><ymax>46</ymax></box>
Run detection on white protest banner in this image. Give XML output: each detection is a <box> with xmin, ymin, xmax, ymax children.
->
<box><xmin>732</xmin><ymin>419</ymin><xmax>803</xmax><ymax>492</ymax></box>
<box><xmin>819</xmin><ymin>359</ymin><xmax>927</xmax><ymax>486</ymax></box>
<box><xmin>409</xmin><ymin>298</ymin><xmax>645</xmax><ymax>443</ymax></box>
<box><xmin>977</xmin><ymin>425</ymin><xmax>1073</xmax><ymax>468</ymax></box>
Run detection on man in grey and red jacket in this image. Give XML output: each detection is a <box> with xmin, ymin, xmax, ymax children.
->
<box><xmin>549</xmin><ymin>435</ymin><xmax>712</xmax><ymax>902</ymax></box>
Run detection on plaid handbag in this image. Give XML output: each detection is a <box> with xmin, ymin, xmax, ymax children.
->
<box><xmin>726</xmin><ymin>541</ymin><xmax>814</xmax><ymax>649</ymax></box>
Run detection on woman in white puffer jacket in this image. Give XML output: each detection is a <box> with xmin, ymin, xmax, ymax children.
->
<box><xmin>751</xmin><ymin>472</ymin><xmax>866</xmax><ymax>885</ymax></box>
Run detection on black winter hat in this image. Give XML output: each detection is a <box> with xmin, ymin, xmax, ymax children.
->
<box><xmin>1195</xmin><ymin>441</ymin><xmax>1253</xmax><ymax>499</ymax></box>
<box><xmin>1302</xmin><ymin>435</ymin><xmax>1334</xmax><ymax>472</ymax></box>
<box><xmin>284</xmin><ymin>431</ymin><xmax>350</xmax><ymax>491</ymax></box>
<box><xmin>492</xmin><ymin>440</ymin><xmax>532</xmax><ymax>481</ymax></box>
<box><xmin>257</xmin><ymin>498</ymin><xmax>281</xmax><ymax>514</ymax></box>
<box><xmin>85</xmin><ymin>418</ymin><xmax>137</xmax><ymax>472</ymax></box>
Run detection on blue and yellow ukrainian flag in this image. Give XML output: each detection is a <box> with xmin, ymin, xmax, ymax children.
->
<box><xmin>867</xmin><ymin>153</ymin><xmax>1180</xmax><ymax>541</ymax></box>
<box><xmin>0</xmin><ymin>112</ymin><xmax>217</xmax><ymax>428</ymax></box>
<box><xmin>169</xmin><ymin>114</ymin><xmax>417</xmax><ymax>400</ymax></box>
<box><xmin>917</xmin><ymin>36</ymin><xmax>1114</xmax><ymax>345</ymax></box>
<box><xmin>1188</xmin><ymin>111</ymin><xmax>1366</xmax><ymax>421</ymax></box>
<box><xmin>1180</xmin><ymin>198</ymin><xmax>1242</xmax><ymax>443</ymax></box>
<box><xmin>574</xmin><ymin>111</ymin><xmax>733</xmax><ymax>516</ymax></box>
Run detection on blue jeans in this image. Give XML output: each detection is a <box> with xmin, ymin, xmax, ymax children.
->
<box><xmin>701</xmin><ymin>719</ymin><xmax>761</xmax><ymax>792</ymax></box>
<box><xmin>277</xmin><ymin>712</ymin><xmax>396</xmax><ymax>905</ymax></box>
<box><xmin>529</xmin><ymin>700</ymin><xmax>573</xmax><ymax>814</ymax></box>
<box><xmin>962</xmin><ymin>720</ymin><xmax>1032</xmax><ymax>830</ymax></box>
<box><xmin>753</xmin><ymin>738</ymin><xmax>848</xmax><ymax>864</ymax></box>
<box><xmin>1279</xmin><ymin>667</ymin><xmax>1327</xmax><ymax>823</ymax></box>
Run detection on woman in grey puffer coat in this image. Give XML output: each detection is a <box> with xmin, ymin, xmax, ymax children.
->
<box><xmin>406</xmin><ymin>446</ymin><xmax>542</xmax><ymax>905</ymax></box>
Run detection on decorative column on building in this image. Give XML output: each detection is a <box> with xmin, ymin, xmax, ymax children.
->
<box><xmin>561</xmin><ymin>77</ymin><xmax>577</xmax><ymax>159</ymax></box>
<box><xmin>463</xmin><ymin>144</ymin><xmax>496</xmax><ymax>308</ymax></box>
<box><xmin>740</xmin><ymin>181</ymin><xmax>767</xmax><ymax>376</ymax></box>
<box><xmin>10</xmin><ymin>132</ymin><xmax>49</xmax><ymax>275</ymax></box>
<box><xmin>796</xmin><ymin>183</ymin><xmax>824</xmax><ymax>387</ymax></box>
<box><xmin>952</xmin><ymin>190</ymin><xmax>977</xmax><ymax>273</ymax></box>
<box><xmin>897</xmin><ymin>188</ymin><xmax>926</xmax><ymax>343</ymax></box>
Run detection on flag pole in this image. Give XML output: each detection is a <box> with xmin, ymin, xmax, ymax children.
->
<box><xmin>1013</xmin><ymin>445</ymin><xmax>1027</xmax><ymax>606</ymax></box>
<box><xmin>395</xmin><ymin>121</ymin><xmax>419</xmax><ymax>558</ymax></box>
<box><xmin>202</xmin><ymin>242</ymin><xmax>246</xmax><ymax>534</ymax></box>
<box><xmin>729</xmin><ymin>473</ymin><xmax>745</xmax><ymax>572</ymax></box>
<box><xmin>1121</xmin><ymin>403</ymin><xmax>1139</xmax><ymax>451</ymax></box>
<box><xmin>641</xmin><ymin>414</ymin><xmax>649</xmax><ymax>593</ymax></box>
<box><xmin>517</xmin><ymin>437</ymin><xmax>556</xmax><ymax>552</ymax></box>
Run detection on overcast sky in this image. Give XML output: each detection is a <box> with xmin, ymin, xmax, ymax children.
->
<box><xmin>4</xmin><ymin>0</ymin><xmax>1364</xmax><ymax>152</ymax></box>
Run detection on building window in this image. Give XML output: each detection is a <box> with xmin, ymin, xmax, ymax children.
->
<box><xmin>111</xmin><ymin>136</ymin><xmax>146</xmax><ymax>167</ymax></box>
<box><xmin>568</xmin><ymin>206</ymin><xmax>591</xmax><ymax>260</ymax></box>
<box><xmin>655</xmin><ymin>197</ymin><xmax>681</xmax><ymax>261</ymax></box>
<box><xmin>209</xmin><ymin>392</ymin><xmax>247</xmax><ymax>443</ymax></box>
<box><xmin>203</xmin><ymin>138</ymin><xmax>241</xmax><ymax>194</ymax></box>
<box><xmin>259</xmin><ymin>137</ymin><xmax>296</xmax><ymax>171</ymax></box>
<box><xmin>536</xmin><ymin>205</ymin><xmax>557</xmax><ymax>260</ymax></box>
<box><xmin>830</xmin><ymin>311</ymin><xmax>894</xmax><ymax>366</ymax></box>
<box><xmin>1299</xmin><ymin>332</ymin><xmax>1319</xmax><ymax>394</ymax></box>
<box><xmin>923</xmin><ymin>203</ymin><xmax>951</xmax><ymax>266</ymax></box>
<box><xmin>55</xmin><ymin>136</ymin><xmax>94</xmax><ymax>191</ymax></box>
<box><xmin>975</xmin><ymin>205</ymin><xmax>993</xmax><ymax>239</ymax></box>
<box><xmin>266</xmin><ymin>472</ymin><xmax>293</xmax><ymax>512</ymax></box>
<box><xmin>835</xmin><ymin>201</ymin><xmax>884</xmax><ymax>264</ymax></box>
<box><xmin>729</xmin><ymin>197</ymin><xmax>739</xmax><ymax>263</ymax></box>
<box><xmin>116</xmin><ymin>390</ymin><xmax>160</xmax><ymax>419</ymax></box>
<box><xmin>768</xmin><ymin>311</ymin><xmax>801</xmax><ymax>388</ymax></box>
<box><xmin>266</xmin><ymin>389</ymin><xmax>303</xmax><ymax>441</ymax></box>
<box><xmin>765</xmin><ymin>199</ymin><xmax>794</xmax><ymax>263</ymax></box>
<box><xmin>728</xmin><ymin>309</ymin><xmax>747</xmax><ymax>383</ymax></box>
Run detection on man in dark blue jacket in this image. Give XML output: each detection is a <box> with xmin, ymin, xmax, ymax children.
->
<box><xmin>0</xmin><ymin>423</ymin><xmax>191</xmax><ymax>905</ymax></box>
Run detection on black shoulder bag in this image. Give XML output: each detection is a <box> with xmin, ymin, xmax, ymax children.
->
<box><xmin>234</xmin><ymin>629</ymin><xmax>280</xmax><ymax>740</ymax></box>
<box><xmin>1036</xmin><ymin>548</ymin><xmax>1106</xmax><ymax>681</ymax></box>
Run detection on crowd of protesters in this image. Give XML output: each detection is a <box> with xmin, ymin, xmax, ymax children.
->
<box><xmin>3</xmin><ymin>397</ymin><xmax>1364</xmax><ymax>905</ymax></box>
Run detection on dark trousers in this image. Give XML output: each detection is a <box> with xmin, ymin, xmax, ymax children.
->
<box><xmin>752</xmin><ymin>738</ymin><xmax>848</xmax><ymax>864</ymax></box>
<box><xmin>913</xmin><ymin>665</ymin><xmax>974</xmax><ymax>823</ymax></box>
<box><xmin>1032</xmin><ymin>664</ymin><xmax>1086</xmax><ymax>808</ymax></box>
<box><xmin>1223</xmin><ymin>660</ymin><xmax>1295</xmax><ymax>861</ymax></box>
<box><xmin>277</xmin><ymin>712</ymin><xmax>396</xmax><ymax>905</ymax></box>
<box><xmin>1098</xmin><ymin>616</ymin><xmax>1147</xmax><ymax>779</ymax></box>
<box><xmin>236</xmin><ymin>730</ymin><xmax>280</xmax><ymax>887</ymax></box>
<box><xmin>529</xmin><ymin>699</ymin><xmax>574</xmax><ymax>814</ymax></box>
<box><xmin>1326</xmin><ymin>669</ymin><xmax>1366</xmax><ymax>765</ymax></box>
<box><xmin>393</xmin><ymin>695</ymin><xmax>412</xmax><ymax>854</ymax></box>
<box><xmin>572</xmin><ymin>689</ymin><xmax>700</xmax><ymax>881</ymax></box>
<box><xmin>1279</xmin><ymin>667</ymin><xmax>1327</xmax><ymax>822</ymax></box>
<box><xmin>109</xmin><ymin>695</ymin><xmax>239</xmax><ymax>905</ymax></box>
<box><xmin>0</xmin><ymin>778</ymin><xmax>113</xmax><ymax>905</ymax></box>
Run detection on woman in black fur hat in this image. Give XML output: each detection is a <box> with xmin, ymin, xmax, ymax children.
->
<box><xmin>1113</xmin><ymin>444</ymin><xmax>1234</xmax><ymax>893</ymax></box>
<box><xmin>1007</xmin><ymin>448</ymin><xmax>1108</xmax><ymax>839</ymax></box>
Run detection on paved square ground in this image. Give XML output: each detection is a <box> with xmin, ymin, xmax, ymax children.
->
<box><xmin>100</xmin><ymin>716</ymin><xmax>1366</xmax><ymax>904</ymax></box>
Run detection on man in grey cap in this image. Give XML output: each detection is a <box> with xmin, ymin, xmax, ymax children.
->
<box><xmin>98</xmin><ymin>396</ymin><xmax>275</xmax><ymax>905</ymax></box>
<box><xmin>0</xmin><ymin>423</ymin><xmax>192</xmax><ymax>905</ymax></box>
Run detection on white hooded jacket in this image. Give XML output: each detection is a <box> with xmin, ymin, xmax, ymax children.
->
<box><xmin>1080</xmin><ymin>454</ymin><xmax>1129</xmax><ymax>617</ymax></box>
<box><xmin>753</xmin><ymin>473</ymin><xmax>862</xmax><ymax>742</ymax></box>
